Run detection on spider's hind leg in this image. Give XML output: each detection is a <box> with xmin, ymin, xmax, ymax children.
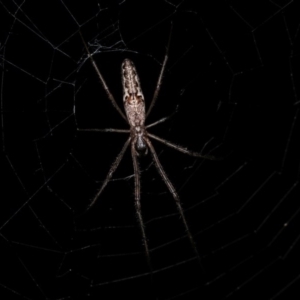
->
<box><xmin>146</xmin><ymin>138</ymin><xmax>204</xmax><ymax>269</ymax></box>
<box><xmin>131</xmin><ymin>142</ymin><xmax>152</xmax><ymax>271</ymax></box>
<box><xmin>87</xmin><ymin>137</ymin><xmax>131</xmax><ymax>210</ymax></box>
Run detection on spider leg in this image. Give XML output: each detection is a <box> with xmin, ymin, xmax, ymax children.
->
<box><xmin>77</xmin><ymin>128</ymin><xmax>129</xmax><ymax>133</ymax></box>
<box><xmin>146</xmin><ymin>23</ymin><xmax>172</xmax><ymax>118</ymax></box>
<box><xmin>146</xmin><ymin>105</ymin><xmax>179</xmax><ymax>129</ymax></box>
<box><xmin>146</xmin><ymin>117</ymin><xmax>170</xmax><ymax>129</ymax></box>
<box><xmin>87</xmin><ymin>137</ymin><xmax>131</xmax><ymax>210</ymax></box>
<box><xmin>146</xmin><ymin>138</ymin><xmax>203</xmax><ymax>266</ymax></box>
<box><xmin>148</xmin><ymin>133</ymin><xmax>216</xmax><ymax>160</ymax></box>
<box><xmin>131</xmin><ymin>142</ymin><xmax>152</xmax><ymax>271</ymax></box>
<box><xmin>79</xmin><ymin>31</ymin><xmax>127</xmax><ymax>121</ymax></box>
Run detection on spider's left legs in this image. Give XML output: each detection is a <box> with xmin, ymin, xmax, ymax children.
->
<box><xmin>131</xmin><ymin>142</ymin><xmax>152</xmax><ymax>271</ymax></box>
<box><xmin>146</xmin><ymin>138</ymin><xmax>203</xmax><ymax>266</ymax></box>
<box><xmin>77</xmin><ymin>128</ymin><xmax>129</xmax><ymax>133</ymax></box>
<box><xmin>87</xmin><ymin>137</ymin><xmax>131</xmax><ymax>210</ymax></box>
<box><xmin>78</xmin><ymin>31</ymin><xmax>127</xmax><ymax>121</ymax></box>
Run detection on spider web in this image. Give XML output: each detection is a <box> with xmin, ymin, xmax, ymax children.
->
<box><xmin>1</xmin><ymin>0</ymin><xmax>300</xmax><ymax>299</ymax></box>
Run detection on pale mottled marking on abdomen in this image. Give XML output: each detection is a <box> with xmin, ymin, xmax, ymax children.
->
<box><xmin>121</xmin><ymin>59</ymin><xmax>145</xmax><ymax>127</ymax></box>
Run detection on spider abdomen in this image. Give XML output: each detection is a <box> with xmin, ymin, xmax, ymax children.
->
<box><xmin>122</xmin><ymin>59</ymin><xmax>145</xmax><ymax>128</ymax></box>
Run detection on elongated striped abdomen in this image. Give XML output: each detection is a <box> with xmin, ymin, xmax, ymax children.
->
<box><xmin>122</xmin><ymin>59</ymin><xmax>145</xmax><ymax>128</ymax></box>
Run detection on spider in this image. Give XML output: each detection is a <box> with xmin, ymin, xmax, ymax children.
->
<box><xmin>77</xmin><ymin>28</ymin><xmax>214</xmax><ymax>270</ymax></box>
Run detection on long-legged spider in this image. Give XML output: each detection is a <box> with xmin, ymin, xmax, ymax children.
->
<box><xmin>77</xmin><ymin>27</ymin><xmax>214</xmax><ymax>270</ymax></box>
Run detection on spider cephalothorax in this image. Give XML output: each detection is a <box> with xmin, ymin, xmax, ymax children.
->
<box><xmin>131</xmin><ymin>126</ymin><xmax>148</xmax><ymax>156</ymax></box>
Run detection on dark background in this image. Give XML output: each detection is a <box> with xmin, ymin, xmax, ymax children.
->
<box><xmin>1</xmin><ymin>0</ymin><xmax>300</xmax><ymax>299</ymax></box>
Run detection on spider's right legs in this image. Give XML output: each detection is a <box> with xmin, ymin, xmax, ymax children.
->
<box><xmin>146</xmin><ymin>138</ymin><xmax>203</xmax><ymax>268</ymax></box>
<box><xmin>87</xmin><ymin>137</ymin><xmax>131</xmax><ymax>210</ymax></box>
<box><xmin>146</xmin><ymin>23</ymin><xmax>173</xmax><ymax>118</ymax></box>
<box><xmin>146</xmin><ymin>105</ymin><xmax>179</xmax><ymax>129</ymax></box>
<box><xmin>131</xmin><ymin>142</ymin><xmax>152</xmax><ymax>271</ymax></box>
<box><xmin>148</xmin><ymin>133</ymin><xmax>216</xmax><ymax>160</ymax></box>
